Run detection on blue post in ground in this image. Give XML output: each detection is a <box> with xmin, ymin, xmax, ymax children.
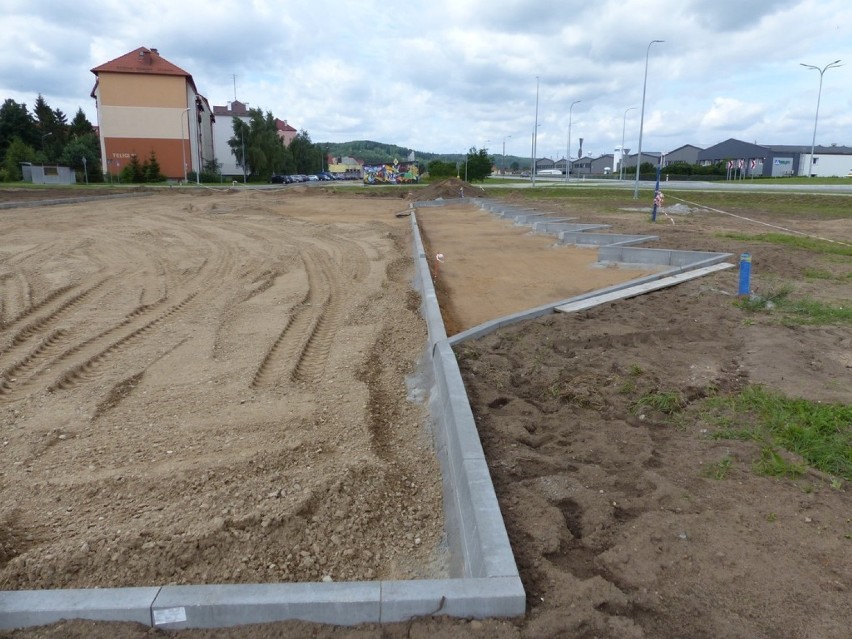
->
<box><xmin>738</xmin><ymin>253</ymin><xmax>752</xmax><ymax>297</ymax></box>
<box><xmin>651</xmin><ymin>161</ymin><xmax>662</xmax><ymax>222</ymax></box>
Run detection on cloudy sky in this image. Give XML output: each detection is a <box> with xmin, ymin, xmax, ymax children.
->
<box><xmin>1</xmin><ymin>0</ymin><xmax>850</xmax><ymax>159</ymax></box>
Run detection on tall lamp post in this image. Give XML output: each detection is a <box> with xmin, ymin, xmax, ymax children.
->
<box><xmin>633</xmin><ymin>39</ymin><xmax>664</xmax><ymax>199</ymax></box>
<box><xmin>800</xmin><ymin>59</ymin><xmax>842</xmax><ymax>178</ymax></box>
<box><xmin>620</xmin><ymin>106</ymin><xmax>636</xmax><ymax>180</ymax></box>
<box><xmin>179</xmin><ymin>107</ymin><xmax>190</xmax><ymax>182</ymax></box>
<box><xmin>565</xmin><ymin>100</ymin><xmax>581</xmax><ymax>182</ymax></box>
<box><xmin>532</xmin><ymin>75</ymin><xmax>540</xmax><ymax>186</ymax></box>
<box><xmin>501</xmin><ymin>135</ymin><xmax>512</xmax><ymax>175</ymax></box>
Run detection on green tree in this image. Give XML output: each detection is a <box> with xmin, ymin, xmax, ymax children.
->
<box><xmin>427</xmin><ymin>160</ymin><xmax>456</xmax><ymax>179</ymax></box>
<box><xmin>144</xmin><ymin>150</ymin><xmax>164</xmax><ymax>182</ymax></box>
<box><xmin>0</xmin><ymin>99</ymin><xmax>38</xmax><ymax>158</ymax></box>
<box><xmin>2</xmin><ymin>137</ymin><xmax>37</xmax><ymax>181</ymax></box>
<box><xmin>227</xmin><ymin>109</ymin><xmax>289</xmax><ymax>180</ymax></box>
<box><xmin>464</xmin><ymin>147</ymin><xmax>493</xmax><ymax>182</ymax></box>
<box><xmin>59</xmin><ymin>132</ymin><xmax>102</xmax><ymax>183</ymax></box>
<box><xmin>287</xmin><ymin>130</ymin><xmax>321</xmax><ymax>175</ymax></box>
<box><xmin>69</xmin><ymin>108</ymin><xmax>94</xmax><ymax>137</ymax></box>
<box><xmin>121</xmin><ymin>154</ymin><xmax>145</xmax><ymax>183</ymax></box>
<box><xmin>32</xmin><ymin>94</ymin><xmax>68</xmax><ymax>160</ymax></box>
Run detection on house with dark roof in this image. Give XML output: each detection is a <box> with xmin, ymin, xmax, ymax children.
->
<box><xmin>91</xmin><ymin>47</ymin><xmax>214</xmax><ymax>180</ymax></box>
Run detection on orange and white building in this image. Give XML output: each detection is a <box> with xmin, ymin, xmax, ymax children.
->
<box><xmin>91</xmin><ymin>47</ymin><xmax>214</xmax><ymax>180</ymax></box>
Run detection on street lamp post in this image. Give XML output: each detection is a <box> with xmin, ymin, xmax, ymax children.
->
<box><xmin>502</xmin><ymin>135</ymin><xmax>512</xmax><ymax>176</ymax></box>
<box><xmin>565</xmin><ymin>100</ymin><xmax>581</xmax><ymax>182</ymax></box>
<box><xmin>800</xmin><ymin>59</ymin><xmax>842</xmax><ymax>178</ymax></box>
<box><xmin>633</xmin><ymin>39</ymin><xmax>664</xmax><ymax>199</ymax></box>
<box><xmin>620</xmin><ymin>107</ymin><xmax>636</xmax><ymax>180</ymax></box>
<box><xmin>179</xmin><ymin>107</ymin><xmax>190</xmax><ymax>183</ymax></box>
<box><xmin>41</xmin><ymin>132</ymin><xmax>52</xmax><ymax>156</ymax></box>
<box><xmin>532</xmin><ymin>76</ymin><xmax>540</xmax><ymax>186</ymax></box>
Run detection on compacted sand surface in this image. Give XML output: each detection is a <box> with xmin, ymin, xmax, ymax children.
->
<box><xmin>0</xmin><ymin>190</ymin><xmax>445</xmax><ymax>588</ymax></box>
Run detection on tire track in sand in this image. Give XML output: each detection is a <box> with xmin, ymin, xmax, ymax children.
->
<box><xmin>250</xmin><ymin>243</ymin><xmax>347</xmax><ymax>388</ymax></box>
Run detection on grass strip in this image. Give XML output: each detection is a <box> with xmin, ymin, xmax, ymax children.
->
<box><xmin>708</xmin><ymin>386</ymin><xmax>852</xmax><ymax>480</ymax></box>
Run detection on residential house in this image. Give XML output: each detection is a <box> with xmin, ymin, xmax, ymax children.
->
<box><xmin>275</xmin><ymin>119</ymin><xmax>297</xmax><ymax>147</ymax></box>
<box><xmin>90</xmin><ymin>47</ymin><xmax>214</xmax><ymax>180</ymax></box>
<box><xmin>211</xmin><ymin>100</ymin><xmax>252</xmax><ymax>178</ymax></box>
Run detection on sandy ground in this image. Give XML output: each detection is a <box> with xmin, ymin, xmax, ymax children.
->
<box><xmin>414</xmin><ymin>204</ymin><xmax>660</xmax><ymax>334</ymax></box>
<box><xmin>0</xmin><ymin>189</ymin><xmax>445</xmax><ymax>589</ymax></box>
<box><xmin>2</xmin><ymin>185</ymin><xmax>851</xmax><ymax>638</ymax></box>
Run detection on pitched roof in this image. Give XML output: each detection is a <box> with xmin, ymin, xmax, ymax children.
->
<box><xmin>90</xmin><ymin>47</ymin><xmax>197</xmax><ymax>96</ymax></box>
<box><xmin>91</xmin><ymin>47</ymin><xmax>190</xmax><ymax>77</ymax></box>
<box><xmin>275</xmin><ymin>118</ymin><xmax>297</xmax><ymax>133</ymax></box>
<box><xmin>212</xmin><ymin>100</ymin><xmax>251</xmax><ymax>117</ymax></box>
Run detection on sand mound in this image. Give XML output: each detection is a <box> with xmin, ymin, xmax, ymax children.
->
<box><xmin>416</xmin><ymin>178</ymin><xmax>485</xmax><ymax>201</ymax></box>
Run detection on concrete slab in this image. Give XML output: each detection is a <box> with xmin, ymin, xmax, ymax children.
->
<box><xmin>558</xmin><ymin>232</ymin><xmax>658</xmax><ymax>247</ymax></box>
<box><xmin>555</xmin><ymin>263</ymin><xmax>734</xmax><ymax>313</ymax></box>
<box><xmin>598</xmin><ymin>246</ymin><xmax>730</xmax><ymax>267</ymax></box>
<box><xmin>0</xmin><ymin>587</ymin><xmax>161</xmax><ymax>630</ymax></box>
<box><xmin>531</xmin><ymin>222</ymin><xmax>610</xmax><ymax>234</ymax></box>
<box><xmin>380</xmin><ymin>577</ymin><xmax>525</xmax><ymax>622</ymax></box>
<box><xmin>151</xmin><ymin>582</ymin><xmax>381</xmax><ymax>629</ymax></box>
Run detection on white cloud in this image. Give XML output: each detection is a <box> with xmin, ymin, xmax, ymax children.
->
<box><xmin>0</xmin><ymin>0</ymin><xmax>850</xmax><ymax>154</ymax></box>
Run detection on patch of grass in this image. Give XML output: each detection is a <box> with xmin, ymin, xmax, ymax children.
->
<box><xmin>703</xmin><ymin>455</ymin><xmax>734</xmax><ymax>480</ymax></box>
<box><xmin>717</xmin><ymin>231</ymin><xmax>852</xmax><ymax>257</ymax></box>
<box><xmin>631</xmin><ymin>390</ymin><xmax>687</xmax><ymax>415</ymax></box>
<box><xmin>803</xmin><ymin>268</ymin><xmax>834</xmax><ymax>280</ymax></box>
<box><xmin>753</xmin><ymin>446</ymin><xmax>807</xmax><ymax>478</ymax></box>
<box><xmin>618</xmin><ymin>378</ymin><xmax>637</xmax><ymax>395</ymax></box>
<box><xmin>629</xmin><ymin>364</ymin><xmax>644</xmax><ymax>377</ymax></box>
<box><xmin>781</xmin><ymin>298</ymin><xmax>852</xmax><ymax>325</ymax></box>
<box><xmin>706</xmin><ymin>385</ymin><xmax>852</xmax><ymax>480</ymax></box>
<box><xmin>735</xmin><ymin>287</ymin><xmax>852</xmax><ymax>326</ymax></box>
<box><xmin>735</xmin><ymin>286</ymin><xmax>792</xmax><ymax>312</ymax></box>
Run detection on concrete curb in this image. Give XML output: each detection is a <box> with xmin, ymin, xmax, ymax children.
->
<box><xmin>0</xmin><ymin>191</ymin><xmax>154</xmax><ymax>210</ymax></box>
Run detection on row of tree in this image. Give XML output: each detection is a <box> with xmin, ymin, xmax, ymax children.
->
<box><xmin>1</xmin><ymin>95</ymin><xmax>102</xmax><ymax>182</ymax></box>
<box><xmin>428</xmin><ymin>148</ymin><xmax>493</xmax><ymax>182</ymax></box>
<box><xmin>228</xmin><ymin>108</ymin><xmax>329</xmax><ymax>181</ymax></box>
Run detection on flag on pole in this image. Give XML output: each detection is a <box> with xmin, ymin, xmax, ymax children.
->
<box><xmin>750</xmin><ymin>159</ymin><xmax>756</xmax><ymax>169</ymax></box>
<box><xmin>727</xmin><ymin>160</ymin><xmax>733</xmax><ymax>169</ymax></box>
<box><xmin>738</xmin><ymin>159</ymin><xmax>744</xmax><ymax>169</ymax></box>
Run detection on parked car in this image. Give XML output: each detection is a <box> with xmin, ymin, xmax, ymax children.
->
<box><xmin>270</xmin><ymin>174</ymin><xmax>287</xmax><ymax>184</ymax></box>
<box><xmin>307</xmin><ymin>175</ymin><xmax>319</xmax><ymax>181</ymax></box>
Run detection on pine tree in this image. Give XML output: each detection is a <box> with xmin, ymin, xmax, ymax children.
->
<box><xmin>69</xmin><ymin>108</ymin><xmax>94</xmax><ymax>137</ymax></box>
<box><xmin>121</xmin><ymin>154</ymin><xmax>145</xmax><ymax>183</ymax></box>
<box><xmin>144</xmin><ymin>151</ymin><xmax>164</xmax><ymax>182</ymax></box>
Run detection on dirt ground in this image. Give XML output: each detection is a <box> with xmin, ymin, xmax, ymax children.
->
<box><xmin>2</xmin><ymin>185</ymin><xmax>851</xmax><ymax>638</ymax></box>
<box><xmin>0</xmin><ymin>189</ymin><xmax>445</xmax><ymax>591</ymax></box>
